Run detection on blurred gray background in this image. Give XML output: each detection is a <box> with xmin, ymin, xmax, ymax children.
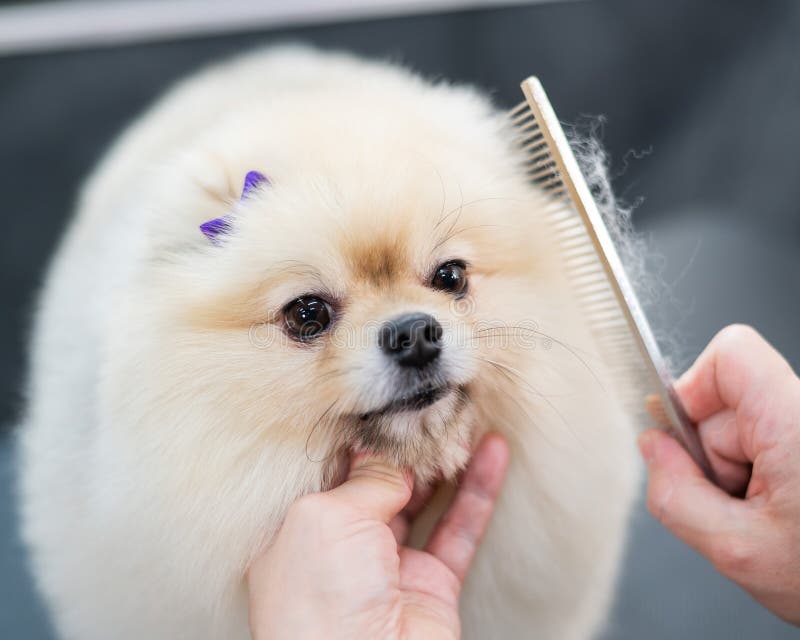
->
<box><xmin>1</xmin><ymin>0</ymin><xmax>798</xmax><ymax>638</ymax></box>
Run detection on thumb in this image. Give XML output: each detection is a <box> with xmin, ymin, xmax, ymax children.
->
<box><xmin>639</xmin><ymin>429</ymin><xmax>751</xmax><ymax>560</ymax></box>
<box><xmin>326</xmin><ymin>453</ymin><xmax>413</xmax><ymax>523</ymax></box>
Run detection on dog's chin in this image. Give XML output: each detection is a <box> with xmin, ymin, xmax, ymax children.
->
<box><xmin>345</xmin><ymin>384</ymin><xmax>473</xmax><ymax>482</ymax></box>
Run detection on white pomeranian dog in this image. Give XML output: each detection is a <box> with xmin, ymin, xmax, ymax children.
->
<box><xmin>19</xmin><ymin>46</ymin><xmax>639</xmax><ymax>640</ymax></box>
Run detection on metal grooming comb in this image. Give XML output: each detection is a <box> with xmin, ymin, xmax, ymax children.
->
<box><xmin>511</xmin><ymin>77</ymin><xmax>715</xmax><ymax>482</ymax></box>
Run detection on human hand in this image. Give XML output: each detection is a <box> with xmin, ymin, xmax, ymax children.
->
<box><xmin>639</xmin><ymin>325</ymin><xmax>800</xmax><ymax>625</ymax></box>
<box><xmin>247</xmin><ymin>434</ymin><xmax>510</xmax><ymax>640</ymax></box>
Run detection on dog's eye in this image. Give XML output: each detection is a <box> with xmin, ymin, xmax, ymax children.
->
<box><xmin>283</xmin><ymin>296</ymin><xmax>332</xmax><ymax>340</ymax></box>
<box><xmin>431</xmin><ymin>260</ymin><xmax>468</xmax><ymax>296</ymax></box>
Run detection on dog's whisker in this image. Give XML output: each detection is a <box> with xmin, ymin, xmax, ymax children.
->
<box><xmin>476</xmin><ymin>355</ymin><xmax>567</xmax><ymax>424</ymax></box>
<box><xmin>304</xmin><ymin>400</ymin><xmax>340</xmax><ymax>463</ymax></box>
<box><xmin>476</xmin><ymin>356</ymin><xmax>590</xmax><ymax>453</ymax></box>
<box><xmin>489</xmin><ymin>381</ymin><xmax>557</xmax><ymax>449</ymax></box>
<box><xmin>435</xmin><ymin>412</ymin><xmax>449</xmax><ymax>461</ymax></box>
<box><xmin>433</xmin><ymin>180</ymin><xmax>464</xmax><ymax>230</ymax></box>
<box><xmin>434</xmin><ymin>195</ymin><xmax>533</xmax><ymax>229</ymax></box>
<box><xmin>433</xmin><ymin>165</ymin><xmax>447</xmax><ymax>224</ymax></box>
<box><xmin>472</xmin><ymin>326</ymin><xmax>603</xmax><ymax>388</ymax></box>
<box><xmin>432</xmin><ymin>223</ymin><xmax>504</xmax><ymax>252</ymax></box>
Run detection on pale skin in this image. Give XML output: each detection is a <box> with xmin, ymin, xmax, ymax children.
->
<box><xmin>640</xmin><ymin>324</ymin><xmax>800</xmax><ymax>626</ymax></box>
<box><xmin>248</xmin><ymin>324</ymin><xmax>800</xmax><ymax>637</ymax></box>
<box><xmin>247</xmin><ymin>434</ymin><xmax>510</xmax><ymax>640</ymax></box>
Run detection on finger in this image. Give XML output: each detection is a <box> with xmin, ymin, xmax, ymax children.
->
<box><xmin>326</xmin><ymin>453</ymin><xmax>412</xmax><ymax>524</ymax></box>
<box><xmin>697</xmin><ymin>409</ymin><xmax>751</xmax><ymax>495</ymax></box>
<box><xmin>425</xmin><ymin>433</ymin><xmax>510</xmax><ymax>583</ymax></box>
<box><xmin>401</xmin><ymin>480</ymin><xmax>437</xmax><ymax>522</ymax></box>
<box><xmin>639</xmin><ymin>429</ymin><xmax>751</xmax><ymax>558</ymax></box>
<box><xmin>389</xmin><ymin>481</ymin><xmax>437</xmax><ymax>544</ymax></box>
<box><xmin>388</xmin><ymin>514</ymin><xmax>409</xmax><ymax>544</ymax></box>
<box><xmin>676</xmin><ymin>325</ymin><xmax>794</xmax><ymax>426</ymax></box>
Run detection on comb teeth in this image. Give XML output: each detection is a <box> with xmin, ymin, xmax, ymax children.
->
<box><xmin>509</xmin><ymin>83</ymin><xmax>716</xmax><ymax>486</ymax></box>
<box><xmin>509</xmin><ymin>98</ymin><xmax>650</xmax><ymax>422</ymax></box>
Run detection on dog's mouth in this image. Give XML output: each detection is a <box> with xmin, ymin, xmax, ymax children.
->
<box><xmin>345</xmin><ymin>383</ymin><xmax>472</xmax><ymax>478</ymax></box>
<box><xmin>358</xmin><ymin>384</ymin><xmax>450</xmax><ymax>421</ymax></box>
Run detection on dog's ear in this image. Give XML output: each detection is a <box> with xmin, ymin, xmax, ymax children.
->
<box><xmin>199</xmin><ymin>170</ymin><xmax>270</xmax><ymax>244</ymax></box>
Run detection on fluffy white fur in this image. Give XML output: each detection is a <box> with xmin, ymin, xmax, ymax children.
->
<box><xmin>19</xmin><ymin>46</ymin><xmax>640</xmax><ymax>640</ymax></box>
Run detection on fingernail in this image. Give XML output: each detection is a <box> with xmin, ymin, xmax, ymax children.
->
<box><xmin>638</xmin><ymin>431</ymin><xmax>655</xmax><ymax>464</ymax></box>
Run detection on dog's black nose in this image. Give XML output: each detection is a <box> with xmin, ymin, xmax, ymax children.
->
<box><xmin>379</xmin><ymin>313</ymin><xmax>443</xmax><ymax>368</ymax></box>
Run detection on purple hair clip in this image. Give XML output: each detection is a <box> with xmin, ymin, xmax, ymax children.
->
<box><xmin>200</xmin><ymin>170</ymin><xmax>270</xmax><ymax>243</ymax></box>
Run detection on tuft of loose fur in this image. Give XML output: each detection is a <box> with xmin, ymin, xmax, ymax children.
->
<box><xmin>18</xmin><ymin>46</ymin><xmax>640</xmax><ymax>640</ymax></box>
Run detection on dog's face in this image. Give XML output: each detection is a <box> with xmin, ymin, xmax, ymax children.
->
<box><xmin>141</xmin><ymin>91</ymin><xmax>555</xmax><ymax>484</ymax></box>
<box><xmin>247</xmin><ymin>186</ymin><xmax>484</xmax><ymax>476</ymax></box>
